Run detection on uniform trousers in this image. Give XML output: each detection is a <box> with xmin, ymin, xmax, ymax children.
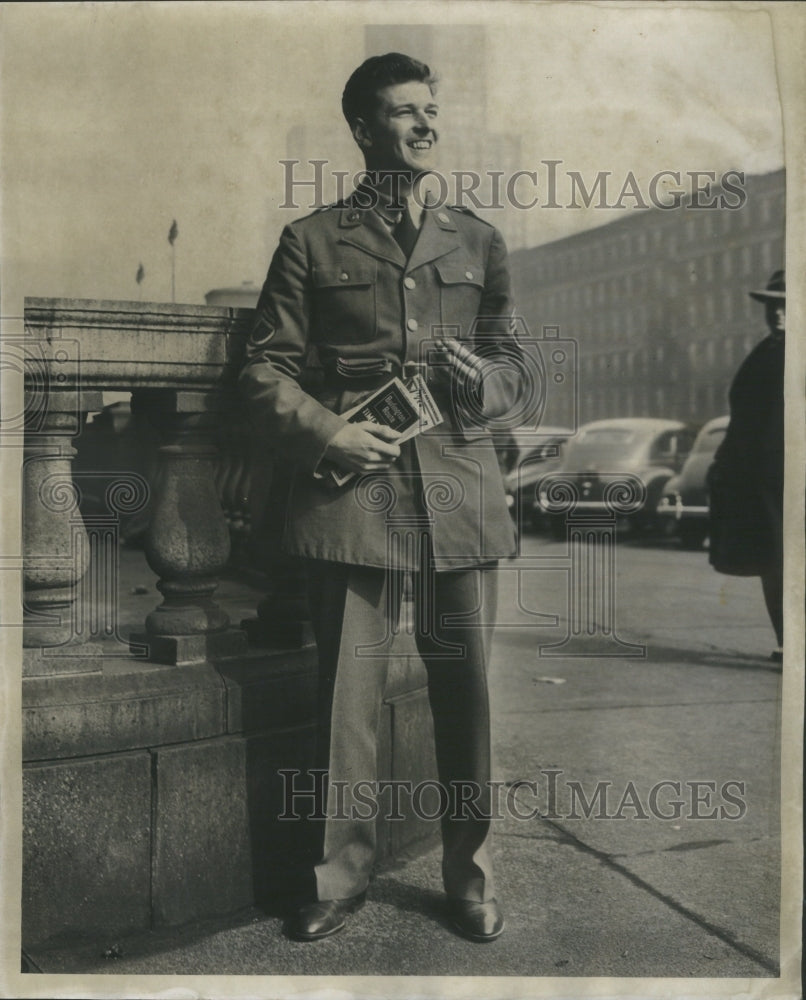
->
<box><xmin>305</xmin><ymin>552</ymin><xmax>498</xmax><ymax>903</ymax></box>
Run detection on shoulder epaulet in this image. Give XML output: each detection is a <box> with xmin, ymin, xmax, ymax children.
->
<box><xmin>448</xmin><ymin>205</ymin><xmax>494</xmax><ymax>226</ymax></box>
<box><xmin>290</xmin><ymin>202</ymin><xmax>343</xmax><ymax>224</ymax></box>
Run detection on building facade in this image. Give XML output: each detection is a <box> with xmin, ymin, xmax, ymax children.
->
<box><xmin>509</xmin><ymin>169</ymin><xmax>785</xmax><ymax>427</ymax></box>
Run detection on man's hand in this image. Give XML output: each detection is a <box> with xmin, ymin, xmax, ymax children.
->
<box><xmin>325</xmin><ymin>421</ymin><xmax>402</xmax><ymax>474</ymax></box>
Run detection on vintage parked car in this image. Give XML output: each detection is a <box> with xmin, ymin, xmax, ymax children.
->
<box><xmin>534</xmin><ymin>418</ymin><xmax>699</xmax><ymax>537</ymax></box>
<box><xmin>501</xmin><ymin>427</ymin><xmax>574</xmax><ymax>532</ymax></box>
<box><xmin>656</xmin><ymin>415</ymin><xmax>730</xmax><ymax>548</ymax></box>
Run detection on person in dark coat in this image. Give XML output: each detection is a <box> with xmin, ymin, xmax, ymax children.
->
<box><xmin>239</xmin><ymin>53</ymin><xmax>523</xmax><ymax>942</ymax></box>
<box><xmin>709</xmin><ymin>270</ymin><xmax>785</xmax><ymax>660</ymax></box>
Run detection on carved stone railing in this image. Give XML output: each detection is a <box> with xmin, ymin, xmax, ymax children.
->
<box><xmin>21</xmin><ymin>297</ymin><xmax>309</xmax><ymax>671</ymax></box>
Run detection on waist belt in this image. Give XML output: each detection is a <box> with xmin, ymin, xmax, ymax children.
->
<box><xmin>323</xmin><ymin>357</ymin><xmax>428</xmax><ymax>388</ymax></box>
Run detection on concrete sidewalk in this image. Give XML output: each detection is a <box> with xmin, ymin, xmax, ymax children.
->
<box><xmin>24</xmin><ymin>543</ymin><xmax>787</xmax><ymax>981</ymax></box>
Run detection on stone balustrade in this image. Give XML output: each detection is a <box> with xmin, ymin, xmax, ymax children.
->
<box><xmin>22</xmin><ymin>297</ymin><xmax>308</xmax><ymax>667</ymax></box>
<box><xmin>18</xmin><ymin>298</ymin><xmax>438</xmax><ymax>950</ymax></box>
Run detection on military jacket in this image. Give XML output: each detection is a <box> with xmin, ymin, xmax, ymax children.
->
<box><xmin>239</xmin><ymin>196</ymin><xmax>521</xmax><ymax>570</ymax></box>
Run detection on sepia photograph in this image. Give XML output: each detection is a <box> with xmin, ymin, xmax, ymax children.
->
<box><xmin>0</xmin><ymin>2</ymin><xmax>803</xmax><ymax>997</ymax></box>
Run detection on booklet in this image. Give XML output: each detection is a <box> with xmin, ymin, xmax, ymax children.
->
<box><xmin>329</xmin><ymin>374</ymin><xmax>443</xmax><ymax>486</ymax></box>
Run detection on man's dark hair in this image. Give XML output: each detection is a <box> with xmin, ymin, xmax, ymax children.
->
<box><xmin>342</xmin><ymin>53</ymin><xmax>437</xmax><ymax>127</ymax></box>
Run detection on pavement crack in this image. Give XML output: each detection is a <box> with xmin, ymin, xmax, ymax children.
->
<box><xmin>498</xmin><ymin>697</ymin><xmax>778</xmax><ymax>715</ymax></box>
<box><xmin>662</xmin><ymin>838</ymin><xmax>731</xmax><ymax>853</ymax></box>
<box><xmin>530</xmin><ymin>815</ymin><xmax>778</xmax><ymax>974</ymax></box>
<box><xmin>607</xmin><ymin>833</ymin><xmax>776</xmax><ymax>860</ymax></box>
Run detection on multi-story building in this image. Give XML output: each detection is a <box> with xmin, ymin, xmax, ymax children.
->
<box><xmin>509</xmin><ymin>169</ymin><xmax>785</xmax><ymax>426</ymax></box>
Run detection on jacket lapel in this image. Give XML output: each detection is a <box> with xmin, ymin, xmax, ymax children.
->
<box><xmin>337</xmin><ymin>207</ymin><xmax>406</xmax><ymax>268</ymax></box>
<box><xmin>406</xmin><ymin>208</ymin><xmax>463</xmax><ymax>273</ymax></box>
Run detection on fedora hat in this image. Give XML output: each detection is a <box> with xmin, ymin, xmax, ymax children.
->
<box><xmin>749</xmin><ymin>269</ymin><xmax>785</xmax><ymax>302</ymax></box>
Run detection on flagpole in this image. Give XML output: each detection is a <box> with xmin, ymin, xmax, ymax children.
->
<box><xmin>168</xmin><ymin>219</ymin><xmax>178</xmax><ymax>303</ymax></box>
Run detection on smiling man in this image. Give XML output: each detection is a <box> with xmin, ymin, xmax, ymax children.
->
<box><xmin>239</xmin><ymin>52</ymin><xmax>522</xmax><ymax>943</ymax></box>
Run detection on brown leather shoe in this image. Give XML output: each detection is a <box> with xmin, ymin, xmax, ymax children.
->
<box><xmin>447</xmin><ymin>898</ymin><xmax>505</xmax><ymax>942</ymax></box>
<box><xmin>283</xmin><ymin>892</ymin><xmax>366</xmax><ymax>941</ymax></box>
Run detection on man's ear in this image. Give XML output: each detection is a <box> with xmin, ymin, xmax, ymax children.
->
<box><xmin>352</xmin><ymin>117</ymin><xmax>373</xmax><ymax>150</ymax></box>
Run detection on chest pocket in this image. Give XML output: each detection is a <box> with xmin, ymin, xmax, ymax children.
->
<box><xmin>435</xmin><ymin>260</ymin><xmax>485</xmax><ymax>329</ymax></box>
<box><xmin>312</xmin><ymin>262</ymin><xmax>377</xmax><ymax>343</ymax></box>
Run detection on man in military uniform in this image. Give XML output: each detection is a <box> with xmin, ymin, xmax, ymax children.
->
<box><xmin>239</xmin><ymin>52</ymin><xmax>523</xmax><ymax>942</ymax></box>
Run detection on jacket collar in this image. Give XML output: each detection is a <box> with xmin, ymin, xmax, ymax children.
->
<box><xmin>337</xmin><ymin>193</ymin><xmax>461</xmax><ymax>272</ymax></box>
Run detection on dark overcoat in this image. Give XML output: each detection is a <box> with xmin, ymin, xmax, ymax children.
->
<box><xmin>708</xmin><ymin>333</ymin><xmax>784</xmax><ymax>576</ymax></box>
<box><xmin>239</xmin><ymin>197</ymin><xmax>521</xmax><ymax>570</ymax></box>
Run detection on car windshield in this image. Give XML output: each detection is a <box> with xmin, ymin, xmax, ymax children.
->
<box><xmin>562</xmin><ymin>427</ymin><xmax>649</xmax><ymax>470</ymax></box>
<box><xmin>692</xmin><ymin>425</ymin><xmax>727</xmax><ymax>454</ymax></box>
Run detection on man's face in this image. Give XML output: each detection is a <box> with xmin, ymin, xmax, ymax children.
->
<box><xmin>356</xmin><ymin>80</ymin><xmax>439</xmax><ymax>175</ymax></box>
<box><xmin>764</xmin><ymin>299</ymin><xmax>786</xmax><ymax>339</ymax></box>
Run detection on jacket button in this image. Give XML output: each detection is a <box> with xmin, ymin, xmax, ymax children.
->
<box><xmin>465</xmin><ymin>270</ymin><xmax>474</xmax><ymax>280</ymax></box>
<box><xmin>407</xmin><ymin>318</ymin><xmax>419</xmax><ymax>332</ymax></box>
<box><xmin>404</xmin><ymin>276</ymin><xmax>416</xmax><ymax>290</ymax></box>
<box><xmin>347</xmin><ymin>211</ymin><xmax>360</xmax><ymax>222</ymax></box>
<box><xmin>437</xmin><ymin>212</ymin><xmax>450</xmax><ymax>224</ymax></box>
<box><xmin>339</xmin><ymin>272</ymin><xmax>350</xmax><ymax>282</ymax></box>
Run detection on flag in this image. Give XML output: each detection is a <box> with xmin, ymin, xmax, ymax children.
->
<box><xmin>136</xmin><ymin>263</ymin><xmax>145</xmax><ymax>285</ymax></box>
<box><xmin>168</xmin><ymin>219</ymin><xmax>179</xmax><ymax>245</ymax></box>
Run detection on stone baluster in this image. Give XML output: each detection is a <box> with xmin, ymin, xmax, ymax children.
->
<box><xmin>129</xmin><ymin>389</ymin><xmax>247</xmax><ymax>665</ymax></box>
<box><xmin>23</xmin><ymin>391</ymin><xmax>104</xmax><ymax>677</ymax></box>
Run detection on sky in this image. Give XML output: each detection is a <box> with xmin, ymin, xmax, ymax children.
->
<box><xmin>1</xmin><ymin>2</ymin><xmax>785</xmax><ymax>309</ymax></box>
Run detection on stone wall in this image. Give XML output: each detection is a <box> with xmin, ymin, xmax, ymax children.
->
<box><xmin>23</xmin><ymin>642</ymin><xmax>438</xmax><ymax>948</ymax></box>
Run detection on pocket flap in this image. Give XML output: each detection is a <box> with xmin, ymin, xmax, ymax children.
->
<box><xmin>435</xmin><ymin>260</ymin><xmax>485</xmax><ymax>288</ymax></box>
<box><xmin>313</xmin><ymin>263</ymin><xmax>377</xmax><ymax>288</ymax></box>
